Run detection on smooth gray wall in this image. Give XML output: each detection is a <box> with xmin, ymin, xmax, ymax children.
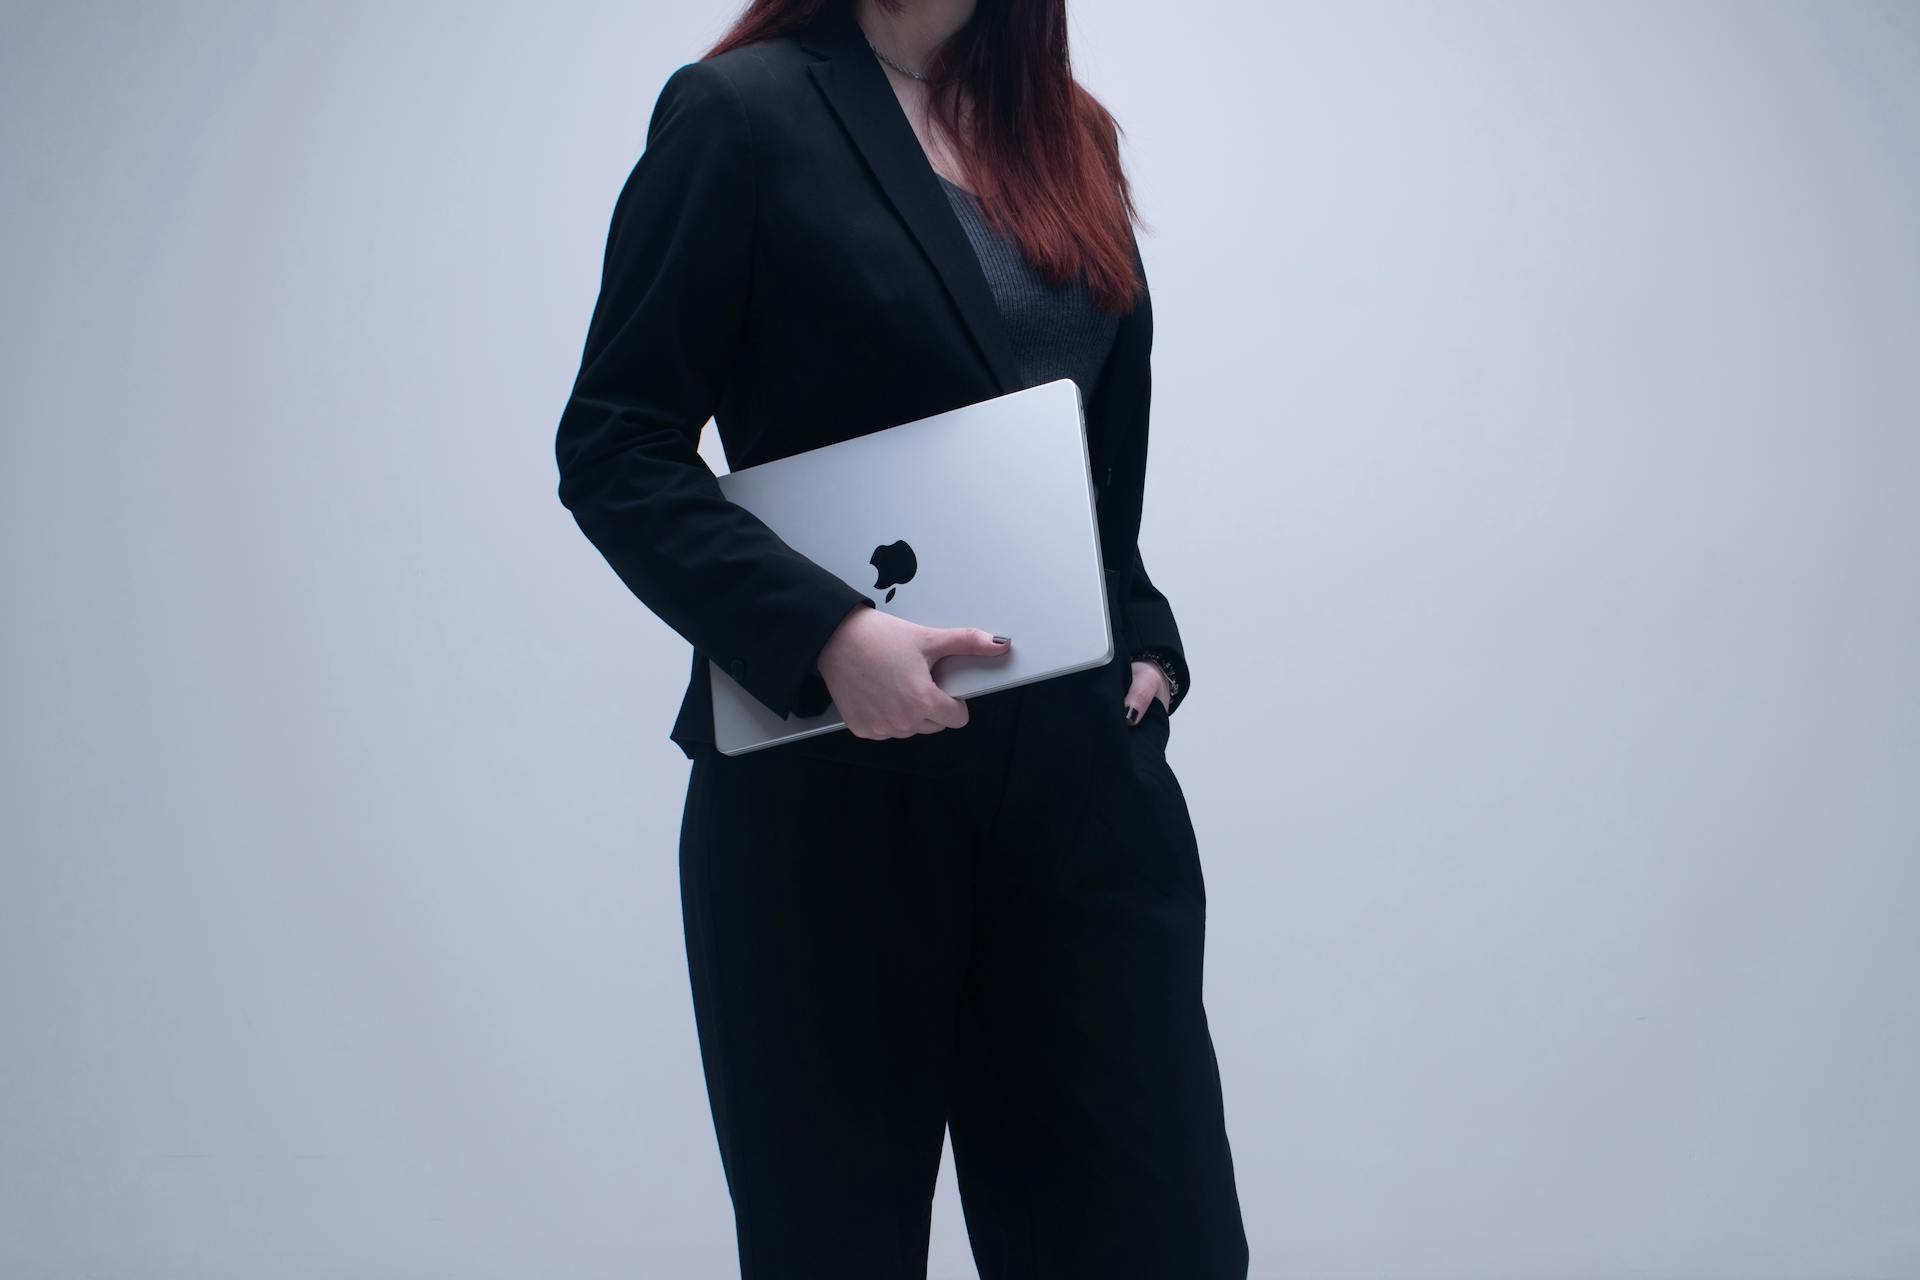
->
<box><xmin>3</xmin><ymin>2</ymin><xmax>1915</xmax><ymax>1277</ymax></box>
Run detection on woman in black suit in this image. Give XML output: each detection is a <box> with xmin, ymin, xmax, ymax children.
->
<box><xmin>555</xmin><ymin>0</ymin><xmax>1249</xmax><ymax>1274</ymax></box>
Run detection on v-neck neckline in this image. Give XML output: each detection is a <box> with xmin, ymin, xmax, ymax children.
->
<box><xmin>933</xmin><ymin>170</ymin><xmax>980</xmax><ymax>200</ymax></box>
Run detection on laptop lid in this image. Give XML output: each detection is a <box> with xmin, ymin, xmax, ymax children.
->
<box><xmin>708</xmin><ymin>377</ymin><xmax>1113</xmax><ymax>755</ymax></box>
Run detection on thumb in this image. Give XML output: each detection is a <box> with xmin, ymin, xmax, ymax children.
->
<box><xmin>920</xmin><ymin>627</ymin><xmax>1013</xmax><ymax>661</ymax></box>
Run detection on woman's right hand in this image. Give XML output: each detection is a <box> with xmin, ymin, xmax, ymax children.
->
<box><xmin>816</xmin><ymin>607</ymin><xmax>1012</xmax><ymax>739</ymax></box>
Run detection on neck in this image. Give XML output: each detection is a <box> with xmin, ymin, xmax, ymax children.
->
<box><xmin>852</xmin><ymin>0</ymin><xmax>977</xmax><ymax>75</ymax></box>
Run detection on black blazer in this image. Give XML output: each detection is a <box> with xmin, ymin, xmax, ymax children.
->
<box><xmin>555</xmin><ymin>0</ymin><xmax>1190</xmax><ymax>768</ymax></box>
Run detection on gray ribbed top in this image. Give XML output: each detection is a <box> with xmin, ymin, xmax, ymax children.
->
<box><xmin>936</xmin><ymin>172</ymin><xmax>1119</xmax><ymax>406</ymax></box>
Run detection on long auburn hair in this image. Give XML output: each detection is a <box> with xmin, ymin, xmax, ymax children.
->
<box><xmin>702</xmin><ymin>0</ymin><xmax>1146</xmax><ymax>314</ymax></box>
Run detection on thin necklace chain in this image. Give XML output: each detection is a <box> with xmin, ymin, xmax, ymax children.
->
<box><xmin>865</xmin><ymin>35</ymin><xmax>928</xmax><ymax>81</ymax></box>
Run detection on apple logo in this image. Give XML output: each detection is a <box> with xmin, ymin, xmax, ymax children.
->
<box><xmin>869</xmin><ymin>539</ymin><xmax>917</xmax><ymax>603</ymax></box>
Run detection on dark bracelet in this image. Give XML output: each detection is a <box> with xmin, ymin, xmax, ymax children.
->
<box><xmin>1132</xmin><ymin>647</ymin><xmax>1180</xmax><ymax>704</ymax></box>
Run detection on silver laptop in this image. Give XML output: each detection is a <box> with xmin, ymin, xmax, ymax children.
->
<box><xmin>709</xmin><ymin>376</ymin><xmax>1113</xmax><ymax>755</ymax></box>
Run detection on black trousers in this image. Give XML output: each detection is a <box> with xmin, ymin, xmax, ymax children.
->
<box><xmin>677</xmin><ymin>651</ymin><xmax>1249</xmax><ymax>1279</ymax></box>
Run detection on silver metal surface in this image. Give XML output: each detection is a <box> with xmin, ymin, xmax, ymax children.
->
<box><xmin>709</xmin><ymin>377</ymin><xmax>1113</xmax><ymax>755</ymax></box>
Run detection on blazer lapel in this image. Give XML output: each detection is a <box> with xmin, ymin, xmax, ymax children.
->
<box><xmin>800</xmin><ymin>2</ymin><xmax>1024</xmax><ymax>397</ymax></box>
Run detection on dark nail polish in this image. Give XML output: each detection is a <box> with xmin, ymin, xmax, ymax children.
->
<box><xmin>1124</xmin><ymin>704</ymin><xmax>1138</xmax><ymax>723</ymax></box>
<box><xmin>992</xmin><ymin>635</ymin><xmax>1010</xmax><ymax>644</ymax></box>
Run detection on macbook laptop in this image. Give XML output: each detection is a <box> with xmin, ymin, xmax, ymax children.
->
<box><xmin>709</xmin><ymin>376</ymin><xmax>1113</xmax><ymax>755</ymax></box>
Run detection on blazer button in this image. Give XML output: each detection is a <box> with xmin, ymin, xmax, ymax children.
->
<box><xmin>728</xmin><ymin>658</ymin><xmax>746</xmax><ymax>680</ymax></box>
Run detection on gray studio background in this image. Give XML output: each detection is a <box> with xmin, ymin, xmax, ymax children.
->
<box><xmin>3</xmin><ymin>2</ymin><xmax>1916</xmax><ymax>1277</ymax></box>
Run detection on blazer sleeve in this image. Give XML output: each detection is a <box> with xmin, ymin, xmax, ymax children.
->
<box><xmin>554</xmin><ymin>59</ymin><xmax>874</xmax><ymax>721</ymax></box>
<box><xmin>1104</xmin><ymin>242</ymin><xmax>1193</xmax><ymax>717</ymax></box>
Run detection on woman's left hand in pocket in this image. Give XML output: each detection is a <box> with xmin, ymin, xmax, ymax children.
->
<box><xmin>1123</xmin><ymin>659</ymin><xmax>1171</xmax><ymax>725</ymax></box>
